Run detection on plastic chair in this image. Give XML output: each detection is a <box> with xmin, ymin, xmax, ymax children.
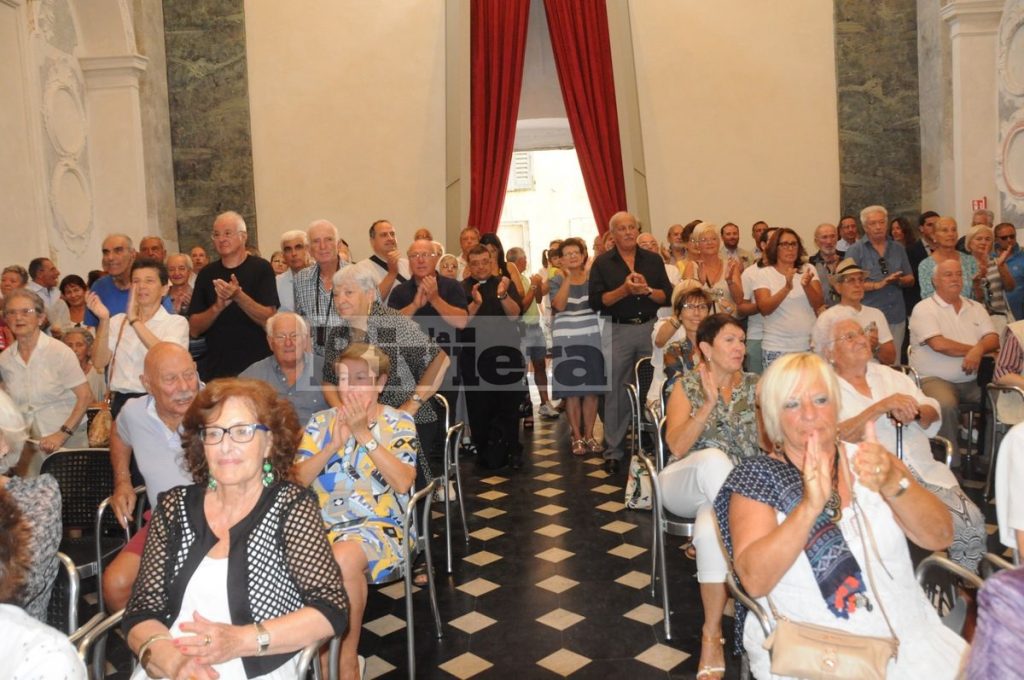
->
<box><xmin>639</xmin><ymin>416</ymin><xmax>696</xmax><ymax>640</ymax></box>
<box><xmin>915</xmin><ymin>554</ymin><xmax>984</xmax><ymax>637</ymax></box>
<box><xmin>984</xmin><ymin>383</ymin><xmax>1024</xmax><ymax>500</ymax></box>
<box><xmin>46</xmin><ymin>551</ymin><xmax>102</xmax><ymax>638</ymax></box>
<box><xmin>77</xmin><ymin>608</ymin><xmax>338</xmax><ymax>680</ymax></box>
<box><xmin>725</xmin><ymin>571</ymin><xmax>770</xmax><ymax>680</ymax></box>
<box><xmin>433</xmin><ymin>395</ymin><xmax>469</xmax><ymax>574</ymax></box>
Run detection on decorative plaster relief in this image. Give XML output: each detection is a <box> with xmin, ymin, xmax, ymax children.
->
<box><xmin>998</xmin><ymin>1</ymin><xmax>1024</xmax><ymax>97</ymax></box>
<box><xmin>42</xmin><ymin>63</ymin><xmax>86</xmax><ymax>158</ymax></box>
<box><xmin>49</xmin><ymin>160</ymin><xmax>93</xmax><ymax>249</ymax></box>
<box><xmin>997</xmin><ymin>111</ymin><xmax>1024</xmax><ymax>208</ymax></box>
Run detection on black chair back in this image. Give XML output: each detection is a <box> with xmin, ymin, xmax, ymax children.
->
<box><xmin>40</xmin><ymin>448</ymin><xmax>119</xmax><ymax>536</ymax></box>
<box><xmin>636</xmin><ymin>357</ymin><xmax>655</xmax><ymax>408</ymax></box>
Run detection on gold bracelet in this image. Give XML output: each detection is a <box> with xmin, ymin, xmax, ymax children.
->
<box><xmin>138</xmin><ymin>633</ymin><xmax>173</xmax><ymax>671</ymax></box>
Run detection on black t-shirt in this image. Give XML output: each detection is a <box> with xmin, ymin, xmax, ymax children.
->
<box><xmin>388</xmin><ymin>276</ymin><xmax>469</xmax><ymax>347</ymax></box>
<box><xmin>189</xmin><ymin>255</ymin><xmax>279</xmax><ymax>379</ymax></box>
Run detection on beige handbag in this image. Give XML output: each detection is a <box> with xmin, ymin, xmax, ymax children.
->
<box><xmin>89</xmin><ymin>318</ymin><xmax>128</xmax><ymax>447</ymax></box>
<box><xmin>762</xmin><ymin>500</ymin><xmax>899</xmax><ymax>680</ymax></box>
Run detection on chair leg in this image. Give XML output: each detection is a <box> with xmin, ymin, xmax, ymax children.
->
<box><xmin>444</xmin><ymin>464</ymin><xmax>453</xmax><ymax>574</ymax></box>
<box><xmin>658</xmin><ymin>528</ymin><xmax>672</xmax><ymax>640</ymax></box>
<box><xmin>423</xmin><ymin>529</ymin><xmax>443</xmax><ymax>639</ymax></box>
<box><xmin>649</xmin><ymin>523</ymin><xmax>658</xmax><ymax>598</ymax></box>
<box><xmin>985</xmin><ymin>428</ymin><xmax>1002</xmax><ymax>501</ymax></box>
<box><xmin>453</xmin><ymin>456</ymin><xmax>470</xmax><ymax>545</ymax></box>
<box><xmin>329</xmin><ymin>636</ymin><xmax>341</xmax><ymax>680</ymax></box>
<box><xmin>404</xmin><ymin>564</ymin><xmax>416</xmax><ymax>680</ymax></box>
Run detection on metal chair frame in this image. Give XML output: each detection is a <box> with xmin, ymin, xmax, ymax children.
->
<box><xmin>640</xmin><ymin>416</ymin><xmax>696</xmax><ymax>640</ymax></box>
<box><xmin>984</xmin><ymin>383</ymin><xmax>1024</xmax><ymax>499</ymax></box>
<box><xmin>625</xmin><ymin>357</ymin><xmax>656</xmax><ymax>456</ymax></box>
<box><xmin>433</xmin><ymin>394</ymin><xmax>469</xmax><ymax>574</ymax></box>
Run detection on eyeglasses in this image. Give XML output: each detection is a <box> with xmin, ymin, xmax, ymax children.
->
<box><xmin>199</xmin><ymin>423</ymin><xmax>270</xmax><ymax>445</ymax></box>
<box><xmin>695</xmin><ymin>238</ymin><xmax>717</xmax><ymax>245</ymax></box>
<box><xmin>997</xmin><ymin>233</ymin><xmax>1017</xmax><ymax>240</ymax></box>
<box><xmin>681</xmin><ymin>303</ymin><xmax>709</xmax><ymax>311</ymax></box>
<box><xmin>777</xmin><ymin>241</ymin><xmax>799</xmax><ymax>249</ymax></box>
<box><xmin>878</xmin><ymin>258</ymin><xmax>889</xmax><ymax>276</ymax></box>
<box><xmin>3</xmin><ymin>308</ymin><xmax>38</xmax><ymax>318</ymax></box>
<box><xmin>408</xmin><ymin>252</ymin><xmax>433</xmax><ymax>260</ymax></box>
<box><xmin>271</xmin><ymin>333</ymin><xmax>299</xmax><ymax>343</ymax></box>
<box><xmin>833</xmin><ymin>327</ymin><xmax>867</xmax><ymax>344</ymax></box>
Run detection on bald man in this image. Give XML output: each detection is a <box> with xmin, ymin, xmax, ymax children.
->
<box><xmin>909</xmin><ymin>258</ymin><xmax>999</xmax><ymax>453</ymax></box>
<box><xmin>101</xmin><ymin>342</ymin><xmax>200</xmax><ymax>610</ymax></box>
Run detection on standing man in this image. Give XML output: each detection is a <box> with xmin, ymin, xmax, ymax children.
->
<box><xmin>837</xmin><ymin>215</ymin><xmax>860</xmax><ymax>255</ymax></box>
<box><xmin>997</xmin><ymin>222</ymin><xmax>1024</xmax><ymax>320</ymax></box>
<box><xmin>187</xmin><ymin>211</ymin><xmax>278</xmax><ymax>379</ymax></box>
<box><xmin>139</xmin><ymin>236</ymin><xmax>167</xmax><ymax>263</ymax></box>
<box><xmin>189</xmin><ymin>245</ymin><xmax>209</xmax><ymax>273</ymax></box>
<box><xmin>461</xmin><ymin>245</ymin><xmax>525</xmax><ymax>470</ymax></box>
<box><xmin>844</xmin><ymin>205</ymin><xmax>914</xmax><ymax>352</ymax></box>
<box><xmin>750</xmin><ymin>221</ymin><xmax>768</xmax><ymax>262</ymax></box>
<box><xmin>353</xmin><ymin>219</ymin><xmax>410</xmax><ymax>301</ymax></box>
<box><xmin>85</xmin><ymin>234</ymin><xmax>170</xmax><ymax>326</ymax></box>
<box><xmin>909</xmin><ymin>259</ymin><xmax>999</xmax><ymax>452</ymax></box>
<box><xmin>589</xmin><ymin>211</ymin><xmax>673</xmax><ymax>473</ymax></box>
<box><xmin>26</xmin><ymin>257</ymin><xmax>70</xmax><ymax>336</ymax></box>
<box><xmin>457</xmin><ymin>226</ymin><xmax>480</xmax><ymax>280</ymax></box>
<box><xmin>720</xmin><ymin>222</ymin><xmax>753</xmax><ymax>268</ymax></box>
<box><xmin>294</xmin><ymin>219</ymin><xmax>345</xmax><ymax>357</ymax></box>
<box><xmin>275</xmin><ymin>229</ymin><xmax>309</xmax><ymax>312</ymax></box>
<box><xmin>809</xmin><ymin>223</ymin><xmax>841</xmax><ymax>307</ymax></box>
<box><xmin>665</xmin><ymin>224</ymin><xmax>688</xmax><ymax>270</ymax></box>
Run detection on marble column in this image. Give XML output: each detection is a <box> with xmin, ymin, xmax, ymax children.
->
<box><xmin>833</xmin><ymin>0</ymin><xmax>922</xmax><ymax>219</ymax></box>
<box><xmin>162</xmin><ymin>0</ymin><xmax>257</xmax><ymax>251</ymax></box>
<box><xmin>996</xmin><ymin>0</ymin><xmax>1024</xmax><ymax>226</ymax></box>
<box><xmin>942</xmin><ymin>0</ymin><xmax>1003</xmax><ymax>225</ymax></box>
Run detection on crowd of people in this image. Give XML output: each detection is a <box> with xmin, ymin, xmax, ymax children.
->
<box><xmin>1</xmin><ymin>204</ymin><xmax>1022</xmax><ymax>678</ymax></box>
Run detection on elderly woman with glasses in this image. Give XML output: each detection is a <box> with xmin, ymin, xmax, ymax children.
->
<box><xmin>123</xmin><ymin>378</ymin><xmax>348</xmax><ymax>680</ymax></box>
<box><xmin>715</xmin><ymin>352</ymin><xmax>966</xmax><ymax>679</ymax></box>
<box><xmin>752</xmin><ymin>228</ymin><xmax>824</xmax><ymax>368</ymax></box>
<box><xmin>0</xmin><ymin>289</ymin><xmax>91</xmax><ymax>467</ymax></box>
<box><xmin>817</xmin><ymin>307</ymin><xmax>986</xmax><ymax>572</ymax></box>
<box><xmin>294</xmin><ymin>343</ymin><xmax>418</xmax><ymax>680</ymax></box>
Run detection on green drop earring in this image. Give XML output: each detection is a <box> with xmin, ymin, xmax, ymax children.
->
<box><xmin>207</xmin><ymin>476</ymin><xmax>217</xmax><ymax>490</ymax></box>
<box><xmin>262</xmin><ymin>460</ymin><xmax>274</xmax><ymax>487</ymax></box>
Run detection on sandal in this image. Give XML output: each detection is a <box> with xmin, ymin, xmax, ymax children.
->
<box><xmin>695</xmin><ymin>635</ymin><xmax>726</xmax><ymax>680</ymax></box>
<box><xmin>413</xmin><ymin>562</ymin><xmax>432</xmax><ymax>587</ymax></box>
<box><xmin>585</xmin><ymin>437</ymin><xmax>604</xmax><ymax>454</ymax></box>
<box><xmin>571</xmin><ymin>439</ymin><xmax>586</xmax><ymax>456</ymax></box>
<box><xmin>682</xmin><ymin>541</ymin><xmax>697</xmax><ymax>561</ymax></box>
<box><xmin>523</xmin><ymin>415</ymin><xmax>534</xmax><ymax>429</ymax></box>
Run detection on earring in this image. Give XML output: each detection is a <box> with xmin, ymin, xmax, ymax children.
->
<box><xmin>207</xmin><ymin>476</ymin><xmax>217</xmax><ymax>490</ymax></box>
<box><xmin>262</xmin><ymin>460</ymin><xmax>274</xmax><ymax>487</ymax></box>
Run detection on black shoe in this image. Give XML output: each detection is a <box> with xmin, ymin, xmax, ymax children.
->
<box><xmin>510</xmin><ymin>451</ymin><xmax>524</xmax><ymax>470</ymax></box>
<box><xmin>603</xmin><ymin>458</ymin><xmax>620</xmax><ymax>474</ymax></box>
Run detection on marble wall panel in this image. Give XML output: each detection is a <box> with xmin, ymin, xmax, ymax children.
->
<box><xmin>834</xmin><ymin>0</ymin><xmax>922</xmax><ymax>220</ymax></box>
<box><xmin>162</xmin><ymin>0</ymin><xmax>256</xmax><ymax>252</ymax></box>
<box><xmin>997</xmin><ymin>0</ymin><xmax>1024</xmax><ymax>226</ymax></box>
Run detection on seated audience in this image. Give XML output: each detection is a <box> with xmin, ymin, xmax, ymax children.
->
<box><xmin>719</xmin><ymin>222</ymin><xmax>753</xmax><ymax>268</ymax></box>
<box><xmin>123</xmin><ymin>378</ymin><xmax>348</xmax><ymax>680</ymax></box>
<box><xmin>996</xmin><ymin>221</ymin><xmax>1024</xmax><ymax>320</ymax></box>
<box><xmin>714</xmin><ymin>353</ymin><xmax>966</xmax><ymax>679</ymax></box>
<box><xmin>0</xmin><ymin>290</ymin><xmax>90</xmax><ymax>472</ymax></box>
<box><xmin>821</xmin><ymin>310</ymin><xmax>986</xmax><ymax>572</ymax></box>
<box><xmin>1</xmin><ymin>265</ymin><xmax>28</xmax><ymax>301</ymax></box>
<box><xmin>0</xmin><ymin>487</ymin><xmax>85</xmax><ymax>677</ymax></box>
<box><xmin>101</xmin><ymin>343</ymin><xmax>202</xmax><ymax>610</ymax></box>
<box><xmin>437</xmin><ymin>254</ymin><xmax>458</xmax><ymax>279</ymax></box>
<box><xmin>919</xmin><ymin>216</ymin><xmax>978</xmax><ymax>300</ymax></box>
<box><xmin>752</xmin><ymin>228</ymin><xmax>823</xmax><ymax>367</ymax></box>
<box><xmin>294</xmin><ymin>220</ymin><xmax>345</xmax><ymax>356</ymax></box>
<box><xmin>139</xmin><ymin>236</ymin><xmax>168</xmax><ymax>263</ymax></box>
<box><xmin>62</xmin><ymin>327</ymin><xmax>107</xmax><ymax>403</ymax></box>
<box><xmin>89</xmin><ymin>258</ymin><xmax>190</xmax><ymax>419</ymax></box>
<box><xmin>294</xmin><ymin>343</ymin><xmax>417</xmax><ymax>680</ymax></box>
<box><xmin>59</xmin><ymin>274</ymin><xmax>90</xmax><ymax>330</ymax></box>
<box><xmin>549</xmin><ymin>238</ymin><xmax>604</xmax><ymax>454</ymax></box>
<box><xmin>189</xmin><ymin>245</ymin><xmax>209</xmax><ymax>274</ymax></box>
<box><xmin>836</xmin><ymin>214</ymin><xmax>859</xmax><ymax>253</ymax></box>
<box><xmin>909</xmin><ymin>259</ymin><xmax>999</xmax><ymax>451</ymax></box>
<box><xmin>240</xmin><ymin>312</ymin><xmax>326</xmax><ymax>425</ymax></box>
<box><xmin>647</xmin><ymin>286</ymin><xmax>711</xmax><ymax>412</ymax></box>
<box><xmin>812</xmin><ymin>259</ymin><xmax>896</xmax><ymax>364</ymax></box>
<box><xmin>995</xmin><ymin>421</ymin><xmax>1024</xmax><ymax>558</ymax></box>
<box><xmin>660</xmin><ymin>314</ymin><xmax>757</xmax><ymax>679</ymax></box>
<box><xmin>0</xmin><ymin>389</ymin><xmax>62</xmax><ymax>621</ymax></box>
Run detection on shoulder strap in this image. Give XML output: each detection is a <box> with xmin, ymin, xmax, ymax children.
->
<box><xmin>103</xmin><ymin>318</ymin><xmax>129</xmax><ymax>403</ymax></box>
<box><xmin>852</xmin><ymin>498</ymin><xmax>899</xmax><ymax>642</ymax></box>
<box><xmin>369</xmin><ymin>255</ymin><xmax>408</xmax><ymax>283</ymax></box>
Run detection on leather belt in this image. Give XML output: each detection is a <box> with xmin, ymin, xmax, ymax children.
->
<box><xmin>610</xmin><ymin>316</ymin><xmax>652</xmax><ymax>325</ymax></box>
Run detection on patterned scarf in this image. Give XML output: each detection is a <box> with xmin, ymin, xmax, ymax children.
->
<box><xmin>713</xmin><ymin>455</ymin><xmax>867</xmax><ymax>649</ymax></box>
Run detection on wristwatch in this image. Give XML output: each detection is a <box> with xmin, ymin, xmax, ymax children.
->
<box><xmin>59</xmin><ymin>425</ymin><xmax>74</xmax><ymax>437</ymax></box>
<box><xmin>411</xmin><ymin>393</ymin><xmax>424</xmax><ymax>404</ymax></box>
<box><xmin>361</xmin><ymin>438</ymin><xmax>379</xmax><ymax>454</ymax></box>
<box><xmin>885</xmin><ymin>476</ymin><xmax>911</xmax><ymax>499</ymax></box>
<box><xmin>255</xmin><ymin>622</ymin><xmax>271</xmax><ymax>656</ymax></box>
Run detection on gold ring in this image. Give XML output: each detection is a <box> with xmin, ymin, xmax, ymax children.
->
<box><xmin>874</xmin><ymin>465</ymin><xmax>881</xmax><ymax>474</ymax></box>
<box><xmin>204</xmin><ymin>634</ymin><xmax>211</xmax><ymax>646</ymax></box>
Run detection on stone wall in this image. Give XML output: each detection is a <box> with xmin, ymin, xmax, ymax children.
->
<box><xmin>997</xmin><ymin>0</ymin><xmax>1024</xmax><ymax>226</ymax></box>
<box><xmin>834</xmin><ymin>0</ymin><xmax>922</xmax><ymax>220</ymax></box>
<box><xmin>162</xmin><ymin>0</ymin><xmax>257</xmax><ymax>252</ymax></box>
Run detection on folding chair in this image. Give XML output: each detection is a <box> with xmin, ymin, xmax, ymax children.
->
<box><xmin>432</xmin><ymin>395</ymin><xmax>470</xmax><ymax>574</ymax></box>
<box><xmin>639</xmin><ymin>416</ymin><xmax>695</xmax><ymax>640</ymax></box>
<box><xmin>625</xmin><ymin>357</ymin><xmax>655</xmax><ymax>456</ymax></box>
<box><xmin>984</xmin><ymin>383</ymin><xmax>1024</xmax><ymax>500</ymax></box>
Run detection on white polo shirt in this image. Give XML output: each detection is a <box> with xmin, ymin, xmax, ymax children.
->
<box><xmin>106</xmin><ymin>307</ymin><xmax>189</xmax><ymax>393</ymax></box>
<box><xmin>908</xmin><ymin>294</ymin><xmax>996</xmax><ymax>383</ymax></box>
<box><xmin>117</xmin><ymin>395</ymin><xmax>193</xmax><ymax>508</ymax></box>
<box><xmin>995</xmin><ymin>420</ymin><xmax>1024</xmax><ymax>550</ymax></box>
<box><xmin>0</xmin><ymin>333</ymin><xmax>85</xmax><ymax>437</ymax></box>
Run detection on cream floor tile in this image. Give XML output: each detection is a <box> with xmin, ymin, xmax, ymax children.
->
<box><xmin>623</xmin><ymin>603</ymin><xmax>664</xmax><ymax>625</ymax></box>
<box><xmin>438</xmin><ymin>652</ymin><xmax>494</xmax><ymax>679</ymax></box>
<box><xmin>536</xmin><ymin>648</ymin><xmax>592</xmax><ymax>677</ymax></box>
<box><xmin>473</xmin><ymin>506</ymin><xmax>506</xmax><ymax>519</ymax></box>
<box><xmin>608</xmin><ymin>543</ymin><xmax>647</xmax><ymax>559</ymax></box>
<box><xmin>448</xmin><ymin>611</ymin><xmax>498</xmax><ymax>634</ymax></box>
<box><xmin>469</xmin><ymin>526</ymin><xmax>504</xmax><ymax>541</ymax></box>
<box><xmin>534</xmin><ymin>504</ymin><xmax>569</xmax><ymax>516</ymax></box>
<box><xmin>536</xmin><ymin>607</ymin><xmax>585</xmax><ymax>631</ymax></box>
<box><xmin>456</xmin><ymin>577</ymin><xmax>501</xmax><ymax>597</ymax></box>
<box><xmin>634</xmin><ymin>643</ymin><xmax>689</xmax><ymax>671</ymax></box>
<box><xmin>601</xmin><ymin>520</ymin><xmax>638</xmax><ymax>534</ymax></box>
<box><xmin>534</xmin><ymin>523</ymin><xmax>571</xmax><ymax>537</ymax></box>
<box><xmin>362</xmin><ymin>614</ymin><xmax>405</xmax><ymax>637</ymax></box>
<box><xmin>615</xmin><ymin>570</ymin><xmax>652</xmax><ymax>589</ymax></box>
<box><xmin>536</xmin><ymin>547</ymin><xmax>575</xmax><ymax>563</ymax></box>
<box><xmin>463</xmin><ymin>550</ymin><xmax>502</xmax><ymax>566</ymax></box>
<box><xmin>536</xmin><ymin>574</ymin><xmax>579</xmax><ymax>593</ymax></box>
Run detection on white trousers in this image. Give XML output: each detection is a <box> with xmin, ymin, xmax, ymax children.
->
<box><xmin>657</xmin><ymin>447</ymin><xmax>733</xmax><ymax>583</ymax></box>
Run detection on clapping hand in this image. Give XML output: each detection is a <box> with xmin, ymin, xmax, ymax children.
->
<box><xmin>385</xmin><ymin>250</ymin><xmax>401</xmax><ymax>273</ymax></box>
<box><xmin>697</xmin><ymin>362</ymin><xmax>719</xmax><ymax>405</ymax></box>
<box><xmin>852</xmin><ymin>420</ymin><xmax>893</xmax><ymax>493</ymax></box>
<box><xmin>470</xmin><ymin>283</ymin><xmax>483</xmax><ymax>305</ymax></box>
<box><xmin>419</xmin><ymin>275</ymin><xmax>439</xmax><ymax>302</ymax></box>
<box><xmin>85</xmin><ymin>291</ymin><xmax>111</xmax><ymax>321</ymax></box>
<box><xmin>800</xmin><ymin>431</ymin><xmax>831</xmax><ymax>516</ymax></box>
<box><xmin>497</xmin><ymin>276</ymin><xmax>510</xmax><ymax>298</ymax></box>
<box><xmin>800</xmin><ymin>266</ymin><xmax>814</xmax><ymax>288</ymax></box>
<box><xmin>626</xmin><ymin>272</ymin><xmax>651</xmax><ymax>295</ymax></box>
<box><xmin>339</xmin><ymin>391</ymin><xmax>372</xmax><ymax>439</ymax></box>
<box><xmin>996</xmin><ymin>246</ymin><xmax>1012</xmax><ymax>267</ymax></box>
<box><xmin>212</xmin><ymin>275</ymin><xmax>240</xmax><ymax>304</ymax></box>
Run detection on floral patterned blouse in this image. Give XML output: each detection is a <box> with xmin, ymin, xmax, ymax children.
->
<box><xmin>671</xmin><ymin>369</ymin><xmax>760</xmax><ymax>464</ymax></box>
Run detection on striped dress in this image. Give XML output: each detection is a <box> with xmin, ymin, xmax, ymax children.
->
<box><xmin>549</xmin><ymin>274</ymin><xmax>605</xmax><ymax>399</ymax></box>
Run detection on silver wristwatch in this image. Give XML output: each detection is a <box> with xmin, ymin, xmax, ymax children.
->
<box><xmin>255</xmin><ymin>622</ymin><xmax>271</xmax><ymax>656</ymax></box>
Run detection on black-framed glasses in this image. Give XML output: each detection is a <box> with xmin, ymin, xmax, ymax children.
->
<box><xmin>199</xmin><ymin>423</ymin><xmax>270</xmax><ymax>445</ymax></box>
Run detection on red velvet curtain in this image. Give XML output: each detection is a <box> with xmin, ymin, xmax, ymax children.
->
<box><xmin>468</xmin><ymin>0</ymin><xmax>531</xmax><ymax>235</ymax></box>
<box><xmin>543</xmin><ymin>0</ymin><xmax>627</xmax><ymax>234</ymax></box>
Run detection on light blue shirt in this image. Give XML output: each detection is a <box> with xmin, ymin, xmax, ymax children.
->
<box><xmin>276</xmin><ymin>270</ymin><xmax>297</xmax><ymax>312</ymax></box>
